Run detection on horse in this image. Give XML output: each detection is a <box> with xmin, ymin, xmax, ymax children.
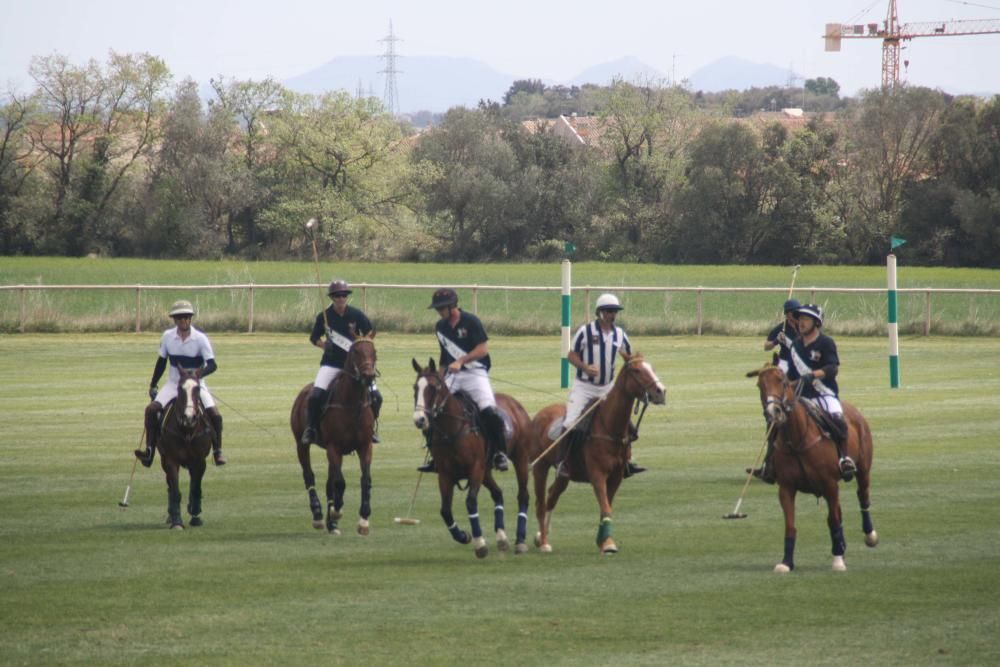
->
<box><xmin>290</xmin><ymin>332</ymin><xmax>377</xmax><ymax>535</ymax></box>
<box><xmin>410</xmin><ymin>358</ymin><xmax>533</xmax><ymax>558</ymax></box>
<box><xmin>157</xmin><ymin>368</ymin><xmax>214</xmax><ymax>529</ymax></box>
<box><xmin>529</xmin><ymin>352</ymin><xmax>666</xmax><ymax>555</ymax></box>
<box><xmin>746</xmin><ymin>365</ymin><xmax>878</xmax><ymax>572</ymax></box>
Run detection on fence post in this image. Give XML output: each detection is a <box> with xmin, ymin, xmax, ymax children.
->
<box><xmin>472</xmin><ymin>285</ymin><xmax>479</xmax><ymax>315</ymax></box>
<box><xmin>696</xmin><ymin>289</ymin><xmax>703</xmax><ymax>336</ymax></box>
<box><xmin>924</xmin><ymin>290</ymin><xmax>931</xmax><ymax>336</ymax></box>
<box><xmin>19</xmin><ymin>287</ymin><xmax>26</xmax><ymax>333</ymax></box>
<box><xmin>248</xmin><ymin>283</ymin><xmax>255</xmax><ymax>333</ymax></box>
<box><xmin>135</xmin><ymin>286</ymin><xmax>142</xmax><ymax>333</ymax></box>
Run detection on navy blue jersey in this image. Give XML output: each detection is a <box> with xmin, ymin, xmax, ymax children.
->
<box><xmin>767</xmin><ymin>321</ymin><xmax>797</xmax><ymax>366</ymax></box>
<box><xmin>436</xmin><ymin>310</ymin><xmax>490</xmax><ymax>371</ymax></box>
<box><xmin>789</xmin><ymin>332</ymin><xmax>840</xmax><ymax>398</ymax></box>
<box><xmin>572</xmin><ymin>320</ymin><xmax>631</xmax><ymax>386</ymax></box>
<box><xmin>310</xmin><ymin>305</ymin><xmax>373</xmax><ymax>368</ymax></box>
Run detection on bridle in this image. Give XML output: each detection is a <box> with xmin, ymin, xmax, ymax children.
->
<box><xmin>414</xmin><ymin>371</ymin><xmax>464</xmax><ymax>424</ymax></box>
<box><xmin>621</xmin><ymin>356</ymin><xmax>661</xmax><ymax>402</ymax></box>
<box><xmin>344</xmin><ymin>338</ymin><xmax>377</xmax><ymax>385</ymax></box>
<box><xmin>760</xmin><ymin>368</ymin><xmax>804</xmax><ymax>425</ymax></box>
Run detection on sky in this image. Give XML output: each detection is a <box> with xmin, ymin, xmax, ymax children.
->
<box><xmin>3</xmin><ymin>0</ymin><xmax>1000</xmax><ymax>97</ymax></box>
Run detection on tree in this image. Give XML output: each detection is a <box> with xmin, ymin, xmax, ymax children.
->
<box><xmin>805</xmin><ymin>77</ymin><xmax>840</xmax><ymax>97</ymax></box>
<box><xmin>0</xmin><ymin>92</ymin><xmax>41</xmax><ymax>253</ymax></box>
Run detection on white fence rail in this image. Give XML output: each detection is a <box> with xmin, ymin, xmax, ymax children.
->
<box><xmin>3</xmin><ymin>282</ymin><xmax>999</xmax><ymax>335</ymax></box>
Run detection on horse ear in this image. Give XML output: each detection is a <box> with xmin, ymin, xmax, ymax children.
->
<box><xmin>428</xmin><ymin>358</ymin><xmax>436</xmax><ymax>373</ymax></box>
<box><xmin>412</xmin><ymin>358</ymin><xmax>422</xmax><ymax>374</ymax></box>
<box><xmin>369</xmin><ymin>330</ymin><xmax>376</xmax><ymax>340</ymax></box>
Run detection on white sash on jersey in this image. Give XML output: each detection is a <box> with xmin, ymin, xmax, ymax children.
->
<box><xmin>327</xmin><ymin>328</ymin><xmax>354</xmax><ymax>352</ymax></box>
<box><xmin>437</xmin><ymin>331</ymin><xmax>485</xmax><ymax>370</ymax></box>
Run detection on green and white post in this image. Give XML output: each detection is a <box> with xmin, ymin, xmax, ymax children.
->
<box><xmin>561</xmin><ymin>259</ymin><xmax>572</xmax><ymax>388</ymax></box>
<box><xmin>887</xmin><ymin>253</ymin><xmax>900</xmax><ymax>388</ymax></box>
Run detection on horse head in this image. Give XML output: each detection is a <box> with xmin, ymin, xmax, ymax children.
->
<box><xmin>346</xmin><ymin>332</ymin><xmax>377</xmax><ymax>387</ymax></box>
<box><xmin>747</xmin><ymin>364</ymin><xmax>794</xmax><ymax>426</ymax></box>
<box><xmin>175</xmin><ymin>368</ymin><xmax>202</xmax><ymax>428</ymax></box>
<box><xmin>620</xmin><ymin>352</ymin><xmax>667</xmax><ymax>406</ymax></box>
<box><xmin>411</xmin><ymin>357</ymin><xmax>450</xmax><ymax>432</ymax></box>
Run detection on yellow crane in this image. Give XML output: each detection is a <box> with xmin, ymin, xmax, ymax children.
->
<box><xmin>824</xmin><ymin>0</ymin><xmax>1000</xmax><ymax>87</ymax></box>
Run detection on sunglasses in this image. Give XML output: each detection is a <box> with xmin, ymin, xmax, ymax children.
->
<box><xmin>331</xmin><ymin>293</ymin><xmax>350</xmax><ymax>298</ymax></box>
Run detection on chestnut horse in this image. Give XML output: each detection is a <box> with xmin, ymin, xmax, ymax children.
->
<box><xmin>411</xmin><ymin>358</ymin><xmax>532</xmax><ymax>558</ymax></box>
<box><xmin>158</xmin><ymin>369</ymin><xmax>214</xmax><ymax>529</ymax></box>
<box><xmin>290</xmin><ymin>333</ymin><xmax>377</xmax><ymax>535</ymax></box>
<box><xmin>530</xmin><ymin>352</ymin><xmax>666</xmax><ymax>554</ymax></box>
<box><xmin>747</xmin><ymin>365</ymin><xmax>878</xmax><ymax>572</ymax></box>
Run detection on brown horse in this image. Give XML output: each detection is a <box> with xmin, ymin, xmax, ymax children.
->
<box><xmin>410</xmin><ymin>358</ymin><xmax>532</xmax><ymax>558</ymax></box>
<box><xmin>530</xmin><ymin>352</ymin><xmax>666</xmax><ymax>554</ymax></box>
<box><xmin>290</xmin><ymin>332</ymin><xmax>377</xmax><ymax>535</ymax></box>
<box><xmin>747</xmin><ymin>365</ymin><xmax>878</xmax><ymax>572</ymax></box>
<box><xmin>158</xmin><ymin>369</ymin><xmax>214</xmax><ymax>529</ymax></box>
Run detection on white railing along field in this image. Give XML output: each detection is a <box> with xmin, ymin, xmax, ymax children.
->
<box><xmin>3</xmin><ymin>282</ymin><xmax>998</xmax><ymax>335</ymax></box>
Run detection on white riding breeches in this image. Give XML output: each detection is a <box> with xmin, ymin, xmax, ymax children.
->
<box><xmin>565</xmin><ymin>378</ymin><xmax>613</xmax><ymax>425</ymax></box>
<box><xmin>314</xmin><ymin>366</ymin><xmax>342</xmax><ymax>391</ymax></box>
<box><xmin>806</xmin><ymin>395</ymin><xmax>843</xmax><ymax>416</ymax></box>
<box><xmin>155</xmin><ymin>380</ymin><xmax>215</xmax><ymax>410</ymax></box>
<box><xmin>777</xmin><ymin>359</ymin><xmax>790</xmax><ymax>374</ymax></box>
<box><xmin>444</xmin><ymin>368</ymin><xmax>496</xmax><ymax>410</ymax></box>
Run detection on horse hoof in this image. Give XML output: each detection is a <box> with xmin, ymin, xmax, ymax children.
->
<box><xmin>170</xmin><ymin>523</ymin><xmax>184</xmax><ymax>531</ymax></box>
<box><xmin>330</xmin><ymin>509</ymin><xmax>343</xmax><ymax>521</ymax></box>
<box><xmin>774</xmin><ymin>563</ymin><xmax>791</xmax><ymax>574</ymax></box>
<box><xmin>533</xmin><ymin>532</ymin><xmax>542</xmax><ymax>548</ymax></box>
<box><xmin>600</xmin><ymin>538</ymin><xmax>618</xmax><ymax>555</ymax></box>
<box><xmin>357</xmin><ymin>518</ymin><xmax>370</xmax><ymax>536</ymax></box>
<box><xmin>514</xmin><ymin>543</ymin><xmax>528</xmax><ymax>555</ymax></box>
<box><xmin>329</xmin><ymin>527</ymin><xmax>341</xmax><ymax>536</ymax></box>
<box><xmin>832</xmin><ymin>556</ymin><xmax>847</xmax><ymax>572</ymax></box>
<box><xmin>473</xmin><ymin>537</ymin><xmax>488</xmax><ymax>559</ymax></box>
<box><xmin>864</xmin><ymin>530</ymin><xmax>879</xmax><ymax>548</ymax></box>
<box><xmin>496</xmin><ymin>529</ymin><xmax>510</xmax><ymax>552</ymax></box>
<box><xmin>312</xmin><ymin>519</ymin><xmax>324</xmax><ymax>530</ymax></box>
<box><xmin>189</xmin><ymin>516</ymin><xmax>203</xmax><ymax>527</ymax></box>
<box><xmin>539</xmin><ymin>543</ymin><xmax>553</xmax><ymax>553</ymax></box>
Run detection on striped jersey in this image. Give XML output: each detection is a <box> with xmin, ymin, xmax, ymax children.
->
<box><xmin>436</xmin><ymin>310</ymin><xmax>491</xmax><ymax>371</ymax></box>
<box><xmin>310</xmin><ymin>305</ymin><xmax>373</xmax><ymax>368</ymax></box>
<box><xmin>572</xmin><ymin>320</ymin><xmax>631</xmax><ymax>386</ymax></box>
<box><xmin>158</xmin><ymin>326</ymin><xmax>215</xmax><ymax>384</ymax></box>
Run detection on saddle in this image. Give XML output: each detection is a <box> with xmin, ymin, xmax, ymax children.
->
<box><xmin>799</xmin><ymin>399</ymin><xmax>844</xmax><ymax>445</ymax></box>
<box><xmin>453</xmin><ymin>391</ymin><xmax>513</xmax><ymax>448</ymax></box>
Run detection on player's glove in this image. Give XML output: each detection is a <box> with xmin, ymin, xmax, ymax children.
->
<box><xmin>799</xmin><ymin>371</ymin><xmax>814</xmax><ymax>383</ymax></box>
<box><xmin>148</xmin><ymin>385</ymin><xmax>158</xmax><ymax>400</ymax></box>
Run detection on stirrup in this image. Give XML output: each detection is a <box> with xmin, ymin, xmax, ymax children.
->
<box><xmin>556</xmin><ymin>460</ymin><xmax>570</xmax><ymax>479</ymax></box>
<box><xmin>417</xmin><ymin>459</ymin><xmax>436</xmax><ymax>473</ymax></box>
<box><xmin>372</xmin><ymin>433</ymin><xmax>381</xmax><ymax>444</ymax></box>
<box><xmin>213</xmin><ymin>449</ymin><xmax>227</xmax><ymax>466</ymax></box>
<box><xmin>493</xmin><ymin>452</ymin><xmax>509</xmax><ymax>472</ymax></box>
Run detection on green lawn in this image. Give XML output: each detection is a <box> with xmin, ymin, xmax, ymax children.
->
<box><xmin>1</xmin><ymin>332</ymin><xmax>998</xmax><ymax>665</ymax></box>
<box><xmin>2</xmin><ymin>257</ymin><xmax>999</xmax><ymax>335</ymax></box>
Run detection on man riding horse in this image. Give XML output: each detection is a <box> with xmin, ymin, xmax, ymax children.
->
<box><xmin>135</xmin><ymin>300</ymin><xmax>225</xmax><ymax>468</ymax></box>
<box><xmin>750</xmin><ymin>298</ymin><xmax>800</xmax><ymax>480</ymax></box>
<box><xmin>300</xmin><ymin>279</ymin><xmax>383</xmax><ymax>447</ymax></box>
<box><xmin>417</xmin><ymin>288</ymin><xmax>509</xmax><ymax>473</ymax></box>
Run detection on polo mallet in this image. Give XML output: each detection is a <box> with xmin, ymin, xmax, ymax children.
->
<box><xmin>788</xmin><ymin>264</ymin><xmax>802</xmax><ymax>300</ymax></box>
<box><xmin>723</xmin><ymin>421</ymin><xmax>776</xmax><ymax>520</ymax></box>
<box><xmin>118</xmin><ymin>427</ymin><xmax>146</xmax><ymax>509</ymax></box>
<box><xmin>529</xmin><ymin>397</ymin><xmax>604</xmax><ymax>468</ymax></box>
<box><xmin>305</xmin><ymin>218</ymin><xmax>331</xmax><ymax>333</ymax></box>
<box><xmin>394</xmin><ymin>469</ymin><xmax>424</xmax><ymax>526</ymax></box>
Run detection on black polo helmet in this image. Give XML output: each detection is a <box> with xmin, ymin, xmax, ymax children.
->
<box><xmin>783</xmin><ymin>298</ymin><xmax>801</xmax><ymax>313</ymax></box>
<box><xmin>327</xmin><ymin>279</ymin><xmax>352</xmax><ymax>296</ymax></box>
<box><xmin>428</xmin><ymin>288</ymin><xmax>458</xmax><ymax>309</ymax></box>
<box><xmin>795</xmin><ymin>303</ymin><xmax>824</xmax><ymax>326</ymax></box>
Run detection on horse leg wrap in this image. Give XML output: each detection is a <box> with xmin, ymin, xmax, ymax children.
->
<box><xmin>861</xmin><ymin>505</ymin><xmax>874</xmax><ymax>535</ymax></box>
<box><xmin>596</xmin><ymin>517</ymin><xmax>613</xmax><ymax>547</ymax></box>
<box><xmin>493</xmin><ymin>505</ymin><xmax>505</xmax><ymax>533</ymax></box>
<box><xmin>516</xmin><ymin>502</ymin><xmax>529</xmax><ymax>544</ymax></box>
<box><xmin>782</xmin><ymin>536</ymin><xmax>796</xmax><ymax>570</ymax></box>
<box><xmin>447</xmin><ymin>522</ymin><xmax>468</xmax><ymax>544</ymax></box>
<box><xmin>830</xmin><ymin>525</ymin><xmax>846</xmax><ymax>557</ymax></box>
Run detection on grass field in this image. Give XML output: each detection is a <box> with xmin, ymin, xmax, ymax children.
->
<box><xmin>2</xmin><ymin>257</ymin><xmax>999</xmax><ymax>335</ymax></box>
<box><xmin>1</xmin><ymin>332</ymin><xmax>998</xmax><ymax>666</ymax></box>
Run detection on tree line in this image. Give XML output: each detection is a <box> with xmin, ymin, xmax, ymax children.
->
<box><xmin>2</xmin><ymin>52</ymin><xmax>998</xmax><ymax>266</ymax></box>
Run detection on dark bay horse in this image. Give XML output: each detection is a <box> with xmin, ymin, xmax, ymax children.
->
<box><xmin>158</xmin><ymin>369</ymin><xmax>214</xmax><ymax>529</ymax></box>
<box><xmin>529</xmin><ymin>352</ymin><xmax>666</xmax><ymax>554</ymax></box>
<box><xmin>747</xmin><ymin>365</ymin><xmax>878</xmax><ymax>572</ymax></box>
<box><xmin>290</xmin><ymin>332</ymin><xmax>377</xmax><ymax>535</ymax></box>
<box><xmin>411</xmin><ymin>358</ymin><xmax>532</xmax><ymax>558</ymax></box>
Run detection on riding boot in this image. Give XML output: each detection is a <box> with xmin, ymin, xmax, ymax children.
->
<box><xmin>482</xmin><ymin>407</ymin><xmax>509</xmax><ymax>472</ymax></box>
<box><xmin>136</xmin><ymin>403</ymin><xmax>160</xmax><ymax>468</ymax></box>
<box><xmin>417</xmin><ymin>428</ymin><xmax>436</xmax><ymax>473</ymax></box>
<box><xmin>369</xmin><ymin>386</ymin><xmax>383</xmax><ymax>443</ymax></box>
<box><xmin>829</xmin><ymin>413</ymin><xmax>856</xmax><ymax>481</ymax></box>
<box><xmin>750</xmin><ymin>431</ymin><xmax>777</xmax><ymax>484</ymax></box>
<box><xmin>207</xmin><ymin>407</ymin><xmax>226</xmax><ymax>466</ymax></box>
<box><xmin>555</xmin><ymin>429</ymin><xmax>572</xmax><ymax>478</ymax></box>
<box><xmin>301</xmin><ymin>387</ymin><xmax>326</xmax><ymax>446</ymax></box>
<box><xmin>623</xmin><ymin>424</ymin><xmax>647</xmax><ymax>477</ymax></box>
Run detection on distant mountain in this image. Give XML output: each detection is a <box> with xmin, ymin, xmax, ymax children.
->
<box><xmin>688</xmin><ymin>56</ymin><xmax>797</xmax><ymax>93</ymax></box>
<box><xmin>284</xmin><ymin>55</ymin><xmax>516</xmax><ymax>112</ymax></box>
<box><xmin>566</xmin><ymin>56</ymin><xmax>667</xmax><ymax>86</ymax></box>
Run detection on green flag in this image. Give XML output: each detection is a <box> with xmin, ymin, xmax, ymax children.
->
<box><xmin>890</xmin><ymin>235</ymin><xmax>907</xmax><ymax>250</ymax></box>
<box><xmin>564</xmin><ymin>241</ymin><xmax>576</xmax><ymax>254</ymax></box>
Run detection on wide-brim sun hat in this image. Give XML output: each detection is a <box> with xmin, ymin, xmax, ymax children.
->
<box><xmin>169</xmin><ymin>300</ymin><xmax>195</xmax><ymax>317</ymax></box>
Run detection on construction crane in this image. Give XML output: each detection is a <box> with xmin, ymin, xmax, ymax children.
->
<box><xmin>824</xmin><ymin>0</ymin><xmax>1000</xmax><ymax>88</ymax></box>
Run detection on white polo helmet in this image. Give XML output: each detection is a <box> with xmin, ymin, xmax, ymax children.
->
<box><xmin>168</xmin><ymin>300</ymin><xmax>195</xmax><ymax>317</ymax></box>
<box><xmin>595</xmin><ymin>293</ymin><xmax>624</xmax><ymax>313</ymax></box>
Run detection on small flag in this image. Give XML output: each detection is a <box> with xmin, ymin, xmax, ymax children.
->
<box><xmin>564</xmin><ymin>241</ymin><xmax>576</xmax><ymax>254</ymax></box>
<box><xmin>890</xmin><ymin>235</ymin><xmax>907</xmax><ymax>250</ymax></box>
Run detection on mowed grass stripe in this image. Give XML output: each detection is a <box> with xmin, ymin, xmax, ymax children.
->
<box><xmin>1</xmin><ymin>333</ymin><xmax>998</xmax><ymax>666</ymax></box>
